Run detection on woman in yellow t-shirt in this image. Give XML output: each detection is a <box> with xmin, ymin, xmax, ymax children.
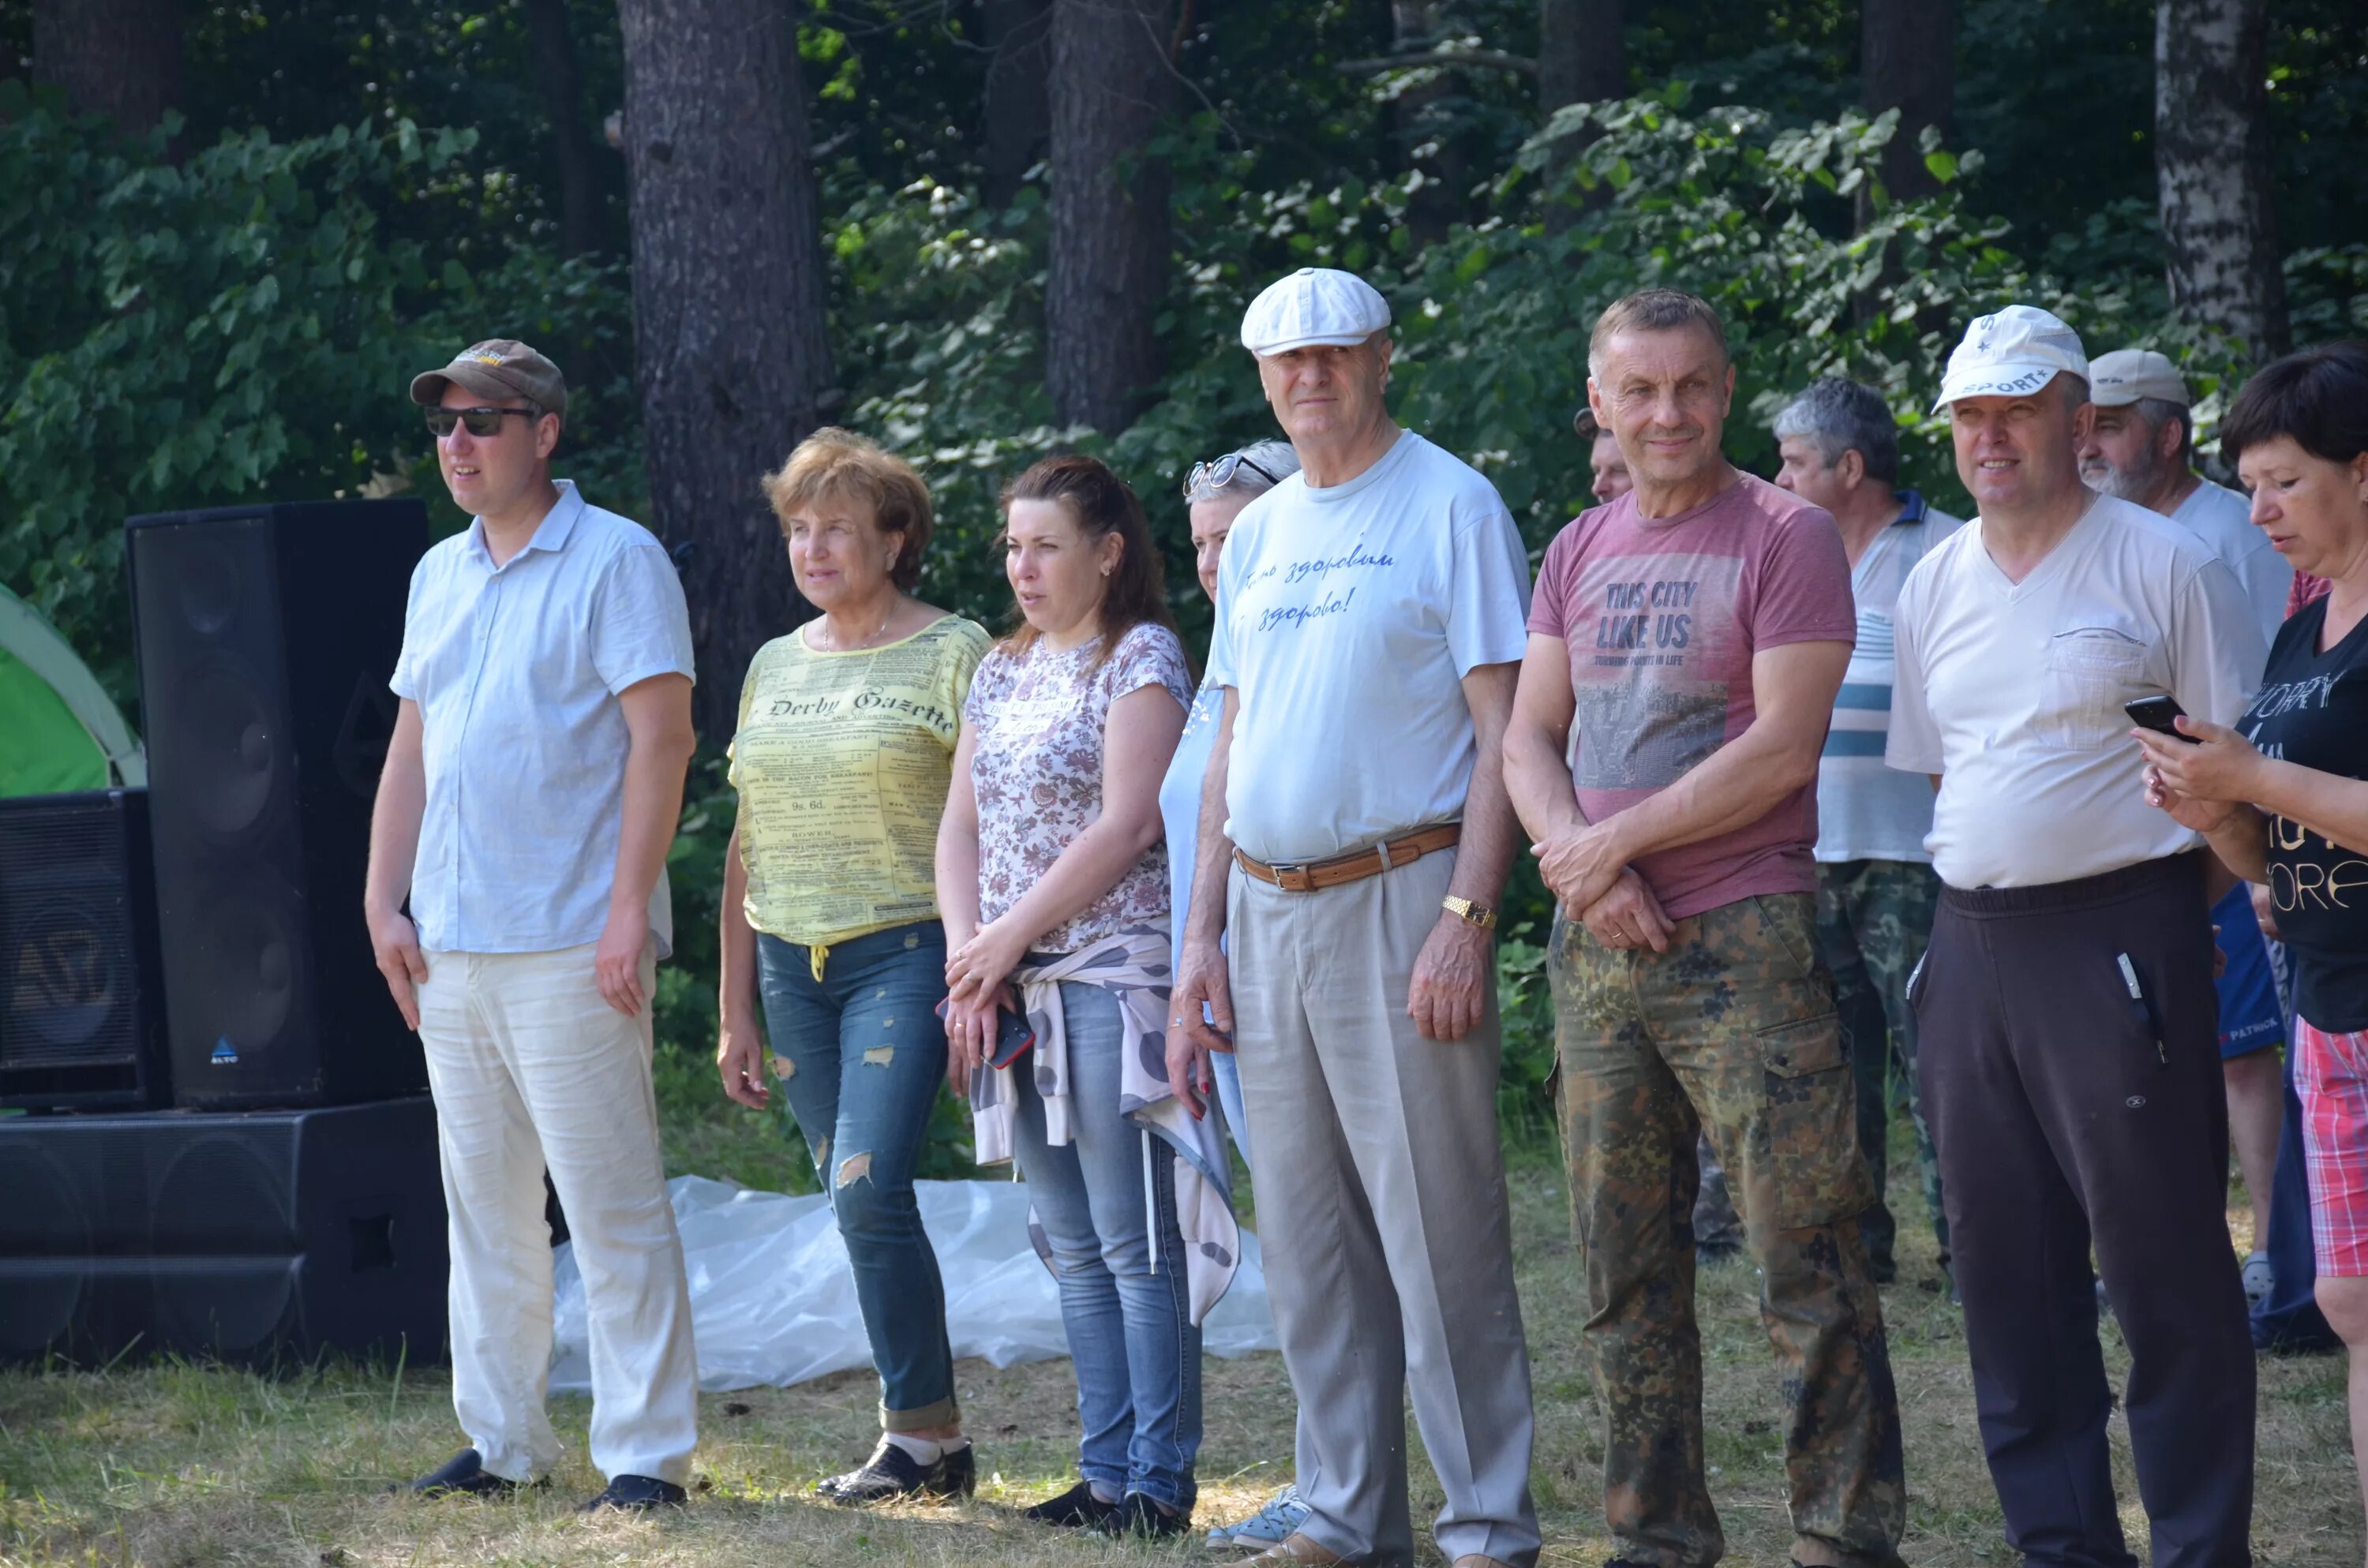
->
<box><xmin>715</xmin><ymin>428</ymin><xmax>990</xmax><ymax>1504</ymax></box>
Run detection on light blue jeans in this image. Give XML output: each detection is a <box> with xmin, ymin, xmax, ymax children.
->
<box><xmin>1010</xmin><ymin>979</ymin><xmax>1201</xmax><ymax>1511</ymax></box>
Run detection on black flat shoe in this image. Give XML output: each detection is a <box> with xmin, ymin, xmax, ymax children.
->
<box><xmin>1096</xmin><ymin>1491</ymin><xmax>1192</xmax><ymax>1540</ymax></box>
<box><xmin>391</xmin><ymin>1447</ymin><xmax>532</xmax><ymax>1498</ymax></box>
<box><xmin>579</xmin><ymin>1473</ymin><xmax>688</xmax><ymax>1513</ymax></box>
<box><xmin>815</xmin><ymin>1439</ymin><xmax>977</xmax><ymax>1504</ymax></box>
<box><xmin>1025</xmin><ymin>1478</ymin><xmax>1118</xmax><ymax>1529</ymax></box>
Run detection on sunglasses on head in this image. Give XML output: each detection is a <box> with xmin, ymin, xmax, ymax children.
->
<box><xmin>424</xmin><ymin>404</ymin><xmax>542</xmax><ymax>439</ymax></box>
<box><xmin>1182</xmin><ymin>451</ymin><xmax>1278</xmax><ymax>500</ymax></box>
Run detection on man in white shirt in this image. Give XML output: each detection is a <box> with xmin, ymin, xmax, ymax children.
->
<box><xmin>2081</xmin><ymin>345</ymin><xmax>2291</xmax><ymax>1308</ymax></box>
<box><xmin>366</xmin><ymin>341</ymin><xmax>702</xmax><ymax>1511</ymax></box>
<box><xmin>1772</xmin><ymin>376</ymin><xmax>1964</xmax><ymax>1289</ymax></box>
<box><xmin>1170</xmin><ymin>268</ymin><xmax>1539</xmax><ymax>1568</ymax></box>
<box><xmin>1887</xmin><ymin>308</ymin><xmax>2261</xmax><ymax>1566</ymax></box>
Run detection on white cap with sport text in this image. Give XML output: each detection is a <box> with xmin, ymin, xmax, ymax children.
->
<box><xmin>1240</xmin><ymin>268</ymin><xmax>1392</xmax><ymax>357</ymax></box>
<box><xmin>1932</xmin><ymin>305</ymin><xmax>2089</xmax><ymax>412</ymax></box>
<box><xmin>2089</xmin><ymin>347</ymin><xmax>2190</xmax><ymax>408</ymax></box>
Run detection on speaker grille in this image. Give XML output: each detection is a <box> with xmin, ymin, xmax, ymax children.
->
<box><xmin>0</xmin><ymin>791</ymin><xmax>165</xmax><ymax>1109</ymax></box>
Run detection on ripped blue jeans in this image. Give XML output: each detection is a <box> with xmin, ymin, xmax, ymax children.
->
<box><xmin>756</xmin><ymin>922</ymin><xmax>957</xmax><ymax>1428</ymax></box>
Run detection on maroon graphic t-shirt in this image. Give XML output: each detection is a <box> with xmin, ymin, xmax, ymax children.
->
<box><xmin>1528</xmin><ymin>470</ymin><xmax>1854</xmax><ymax>919</ymax></box>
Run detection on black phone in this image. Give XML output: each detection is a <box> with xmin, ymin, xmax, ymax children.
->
<box><xmin>2125</xmin><ymin>694</ymin><xmax>2198</xmax><ymax>743</ymax></box>
<box><xmin>933</xmin><ymin>997</ymin><xmax>1036</xmax><ymax>1068</ymax></box>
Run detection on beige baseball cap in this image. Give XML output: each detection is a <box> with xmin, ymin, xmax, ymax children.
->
<box><xmin>2089</xmin><ymin>347</ymin><xmax>2190</xmax><ymax>408</ymax></box>
<box><xmin>409</xmin><ymin>339</ymin><xmax>568</xmax><ymax>417</ymax></box>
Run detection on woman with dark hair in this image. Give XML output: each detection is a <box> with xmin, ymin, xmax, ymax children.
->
<box><xmin>2135</xmin><ymin>339</ymin><xmax>2368</xmax><ymax>1539</ymax></box>
<box><xmin>935</xmin><ymin>455</ymin><xmax>1233</xmax><ymax>1540</ymax></box>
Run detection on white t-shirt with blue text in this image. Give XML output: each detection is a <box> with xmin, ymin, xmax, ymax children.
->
<box><xmin>1206</xmin><ymin>429</ymin><xmax>1531</xmax><ymax>865</ymax></box>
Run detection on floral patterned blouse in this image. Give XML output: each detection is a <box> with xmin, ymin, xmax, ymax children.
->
<box><xmin>965</xmin><ymin>622</ymin><xmax>1193</xmax><ymax>954</ymax></box>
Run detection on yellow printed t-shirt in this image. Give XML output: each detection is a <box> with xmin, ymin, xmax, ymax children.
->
<box><xmin>729</xmin><ymin>615</ymin><xmax>991</xmax><ymax>947</ymax></box>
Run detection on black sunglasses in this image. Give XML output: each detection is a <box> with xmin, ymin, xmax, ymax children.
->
<box><xmin>1182</xmin><ymin>452</ymin><xmax>1279</xmax><ymax>499</ymax></box>
<box><xmin>424</xmin><ymin>404</ymin><xmax>543</xmax><ymax>439</ymax></box>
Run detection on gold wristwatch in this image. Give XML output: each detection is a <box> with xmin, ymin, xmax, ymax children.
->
<box><xmin>1441</xmin><ymin>894</ymin><xmax>1497</xmax><ymax>930</ymax></box>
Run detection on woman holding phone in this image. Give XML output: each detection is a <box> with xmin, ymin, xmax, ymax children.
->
<box><xmin>935</xmin><ymin>455</ymin><xmax>1218</xmax><ymax>1540</ymax></box>
<box><xmin>2135</xmin><ymin>340</ymin><xmax>2368</xmax><ymax>1548</ymax></box>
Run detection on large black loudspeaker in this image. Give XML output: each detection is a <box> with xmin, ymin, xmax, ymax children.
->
<box><xmin>0</xmin><ymin>788</ymin><xmax>168</xmax><ymax>1110</ymax></box>
<box><xmin>0</xmin><ymin>1097</ymin><xmax>448</xmax><ymax>1364</ymax></box>
<box><xmin>127</xmin><ymin>500</ymin><xmax>429</xmax><ymax>1108</ymax></box>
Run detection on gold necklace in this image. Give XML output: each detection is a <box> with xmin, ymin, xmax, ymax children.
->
<box><xmin>818</xmin><ymin>606</ymin><xmax>893</xmax><ymax>652</ymax></box>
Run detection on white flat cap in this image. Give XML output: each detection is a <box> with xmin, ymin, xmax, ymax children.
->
<box><xmin>1240</xmin><ymin>268</ymin><xmax>1392</xmax><ymax>356</ymax></box>
<box><xmin>2089</xmin><ymin>347</ymin><xmax>2190</xmax><ymax>408</ymax></box>
<box><xmin>1933</xmin><ymin>305</ymin><xmax>2089</xmax><ymax>412</ymax></box>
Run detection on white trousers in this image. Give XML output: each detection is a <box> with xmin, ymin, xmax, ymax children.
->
<box><xmin>416</xmin><ymin>944</ymin><xmax>699</xmax><ymax>1485</ymax></box>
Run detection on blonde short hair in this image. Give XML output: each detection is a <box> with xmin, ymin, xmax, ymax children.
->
<box><xmin>761</xmin><ymin>427</ymin><xmax>935</xmax><ymax>591</ymax></box>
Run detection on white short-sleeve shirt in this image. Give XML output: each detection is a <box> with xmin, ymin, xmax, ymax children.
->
<box><xmin>391</xmin><ymin>480</ymin><xmax>695</xmax><ymax>954</ymax></box>
<box><xmin>2170</xmin><ymin>477</ymin><xmax>2291</xmax><ymax>646</ymax></box>
<box><xmin>1207</xmin><ymin>429</ymin><xmax>1531</xmax><ymax>864</ymax></box>
<box><xmin>1885</xmin><ymin>494</ymin><xmax>2264</xmax><ymax>889</ymax></box>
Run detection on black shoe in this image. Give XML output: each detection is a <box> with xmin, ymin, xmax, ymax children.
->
<box><xmin>1695</xmin><ymin>1238</ymin><xmax>1744</xmax><ymax>1267</ymax></box>
<box><xmin>1096</xmin><ymin>1491</ymin><xmax>1192</xmax><ymax>1540</ymax></box>
<box><xmin>579</xmin><ymin>1473</ymin><xmax>687</xmax><ymax>1513</ymax></box>
<box><xmin>391</xmin><ymin>1447</ymin><xmax>530</xmax><ymax>1499</ymax></box>
<box><xmin>1869</xmin><ymin>1256</ymin><xmax>1898</xmax><ymax>1285</ymax></box>
<box><xmin>816</xmin><ymin>1438</ymin><xmax>977</xmax><ymax>1504</ymax></box>
<box><xmin>1025</xmin><ymin>1478</ymin><xmax>1118</xmax><ymax>1529</ymax></box>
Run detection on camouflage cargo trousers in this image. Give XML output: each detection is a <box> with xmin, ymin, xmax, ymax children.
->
<box><xmin>1553</xmin><ymin>892</ymin><xmax>1906</xmax><ymax>1568</ymax></box>
<box><xmin>1817</xmin><ymin>858</ymin><xmax>1945</xmax><ymax>1275</ymax></box>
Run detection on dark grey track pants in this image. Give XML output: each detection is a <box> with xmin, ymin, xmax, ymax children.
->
<box><xmin>1916</xmin><ymin>853</ymin><xmax>2255</xmax><ymax>1568</ymax></box>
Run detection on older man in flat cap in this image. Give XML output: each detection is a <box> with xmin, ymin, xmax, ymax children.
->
<box><xmin>1169</xmin><ymin>268</ymin><xmax>1539</xmax><ymax>1568</ymax></box>
<box><xmin>366</xmin><ymin>340</ymin><xmax>702</xmax><ymax>1511</ymax></box>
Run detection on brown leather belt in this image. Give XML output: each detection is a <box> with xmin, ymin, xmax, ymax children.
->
<box><xmin>1235</xmin><ymin>823</ymin><xmax>1462</xmax><ymax>893</ymax></box>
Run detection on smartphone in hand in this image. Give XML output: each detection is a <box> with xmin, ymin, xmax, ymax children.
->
<box><xmin>933</xmin><ymin>997</ymin><xmax>1036</xmax><ymax>1068</ymax></box>
<box><xmin>2125</xmin><ymin>694</ymin><xmax>2198</xmax><ymax>743</ymax></box>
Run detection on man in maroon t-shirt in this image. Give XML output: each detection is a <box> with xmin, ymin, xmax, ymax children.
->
<box><xmin>1506</xmin><ymin>290</ymin><xmax>1905</xmax><ymax>1568</ymax></box>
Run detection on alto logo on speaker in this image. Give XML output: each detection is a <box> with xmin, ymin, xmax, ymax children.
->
<box><xmin>211</xmin><ymin>1038</ymin><xmax>240</xmax><ymax>1066</ymax></box>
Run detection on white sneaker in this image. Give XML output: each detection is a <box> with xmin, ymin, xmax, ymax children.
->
<box><xmin>2242</xmin><ymin>1250</ymin><xmax>2274</xmax><ymax>1312</ymax></box>
<box><xmin>1206</xmin><ymin>1484</ymin><xmax>1310</xmax><ymax>1551</ymax></box>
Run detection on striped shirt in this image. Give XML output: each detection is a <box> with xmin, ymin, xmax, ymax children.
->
<box><xmin>1816</xmin><ymin>490</ymin><xmax>1963</xmax><ymax>864</ymax></box>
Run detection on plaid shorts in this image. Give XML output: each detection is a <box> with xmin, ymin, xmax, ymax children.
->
<box><xmin>2294</xmin><ymin>1017</ymin><xmax>2368</xmax><ymax>1278</ymax></box>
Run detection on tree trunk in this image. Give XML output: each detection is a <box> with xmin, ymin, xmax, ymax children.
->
<box><xmin>1538</xmin><ymin>0</ymin><xmax>1622</xmax><ymax>114</ymax></box>
<box><xmin>1860</xmin><ymin>0</ymin><xmax>1953</xmax><ymax>202</ymax></box>
<box><xmin>523</xmin><ymin>0</ymin><xmax>604</xmax><ymax>257</ymax></box>
<box><xmin>1388</xmin><ymin>0</ymin><xmax>1467</xmax><ymax>245</ymax></box>
<box><xmin>1044</xmin><ymin>0</ymin><xmax>1175</xmax><ymax>432</ymax></box>
<box><xmin>980</xmin><ymin>0</ymin><xmax>1052</xmax><ymax>208</ymax></box>
<box><xmin>619</xmin><ymin>0</ymin><xmax>836</xmax><ymax>738</ymax></box>
<box><xmin>1536</xmin><ymin>0</ymin><xmax>1621</xmax><ymax>222</ymax></box>
<box><xmin>2156</xmin><ymin>0</ymin><xmax>2287</xmax><ymax>358</ymax></box>
<box><xmin>32</xmin><ymin>0</ymin><xmax>180</xmax><ymax>137</ymax></box>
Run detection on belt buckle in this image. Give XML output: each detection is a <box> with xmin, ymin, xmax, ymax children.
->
<box><xmin>1267</xmin><ymin>861</ymin><xmax>1311</xmax><ymax>893</ymax></box>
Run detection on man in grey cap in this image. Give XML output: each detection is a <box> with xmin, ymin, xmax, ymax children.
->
<box><xmin>366</xmin><ymin>340</ymin><xmax>703</xmax><ymax>1511</ymax></box>
<box><xmin>2080</xmin><ymin>345</ymin><xmax>2293</xmax><ymax>1313</ymax></box>
<box><xmin>1889</xmin><ymin>307</ymin><xmax>2260</xmax><ymax>1566</ymax></box>
<box><xmin>1170</xmin><ymin>268</ymin><xmax>1539</xmax><ymax>1568</ymax></box>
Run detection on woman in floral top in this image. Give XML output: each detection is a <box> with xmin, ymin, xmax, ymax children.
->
<box><xmin>934</xmin><ymin>455</ymin><xmax>1204</xmax><ymax>1539</ymax></box>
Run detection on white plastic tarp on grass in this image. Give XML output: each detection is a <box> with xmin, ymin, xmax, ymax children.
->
<box><xmin>549</xmin><ymin>1175</ymin><xmax>1280</xmax><ymax>1394</ymax></box>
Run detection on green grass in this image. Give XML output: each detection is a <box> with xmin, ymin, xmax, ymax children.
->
<box><xmin>1</xmin><ymin>1117</ymin><xmax>2359</xmax><ymax>1566</ymax></box>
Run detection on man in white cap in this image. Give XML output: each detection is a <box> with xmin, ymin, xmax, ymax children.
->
<box><xmin>1887</xmin><ymin>306</ymin><xmax>2261</xmax><ymax>1566</ymax></box>
<box><xmin>1170</xmin><ymin>267</ymin><xmax>1540</xmax><ymax>1568</ymax></box>
<box><xmin>2081</xmin><ymin>346</ymin><xmax>2291</xmax><ymax>1312</ymax></box>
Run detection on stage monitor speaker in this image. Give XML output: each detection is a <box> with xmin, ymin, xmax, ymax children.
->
<box><xmin>126</xmin><ymin>500</ymin><xmax>429</xmax><ymax>1109</ymax></box>
<box><xmin>0</xmin><ymin>1097</ymin><xmax>448</xmax><ymax>1365</ymax></box>
<box><xmin>0</xmin><ymin>788</ymin><xmax>168</xmax><ymax>1110</ymax></box>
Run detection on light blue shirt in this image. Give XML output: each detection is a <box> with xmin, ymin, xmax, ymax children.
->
<box><xmin>390</xmin><ymin>480</ymin><xmax>695</xmax><ymax>955</ymax></box>
<box><xmin>1159</xmin><ymin>678</ymin><xmax>1225</xmax><ymax>979</ymax></box>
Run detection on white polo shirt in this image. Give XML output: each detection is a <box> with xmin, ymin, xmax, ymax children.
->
<box><xmin>392</xmin><ymin>480</ymin><xmax>695</xmax><ymax>954</ymax></box>
<box><xmin>1886</xmin><ymin>493</ymin><xmax>2263</xmax><ymax>889</ymax></box>
<box><xmin>2169</xmin><ymin>476</ymin><xmax>2291</xmax><ymax>644</ymax></box>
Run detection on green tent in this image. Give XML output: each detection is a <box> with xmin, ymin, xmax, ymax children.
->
<box><xmin>0</xmin><ymin>584</ymin><xmax>145</xmax><ymax>797</ymax></box>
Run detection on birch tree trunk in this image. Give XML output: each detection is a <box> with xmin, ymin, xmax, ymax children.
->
<box><xmin>1044</xmin><ymin>0</ymin><xmax>1175</xmax><ymax>432</ymax></box>
<box><xmin>619</xmin><ymin>0</ymin><xmax>836</xmax><ymax>736</ymax></box>
<box><xmin>2156</xmin><ymin>0</ymin><xmax>2287</xmax><ymax>358</ymax></box>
